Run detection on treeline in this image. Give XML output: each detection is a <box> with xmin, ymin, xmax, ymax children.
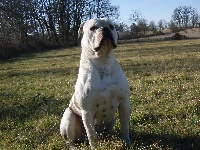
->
<box><xmin>1</xmin><ymin>1</ymin><xmax>199</xmax><ymax>60</ymax></box>
<box><xmin>0</xmin><ymin>0</ymin><xmax>119</xmax><ymax>59</ymax></box>
<box><xmin>118</xmin><ymin>6</ymin><xmax>199</xmax><ymax>39</ymax></box>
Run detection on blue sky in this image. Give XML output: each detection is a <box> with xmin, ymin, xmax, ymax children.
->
<box><xmin>111</xmin><ymin>0</ymin><xmax>200</xmax><ymax>24</ymax></box>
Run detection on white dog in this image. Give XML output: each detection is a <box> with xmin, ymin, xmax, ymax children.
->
<box><xmin>60</xmin><ymin>18</ymin><xmax>130</xmax><ymax>149</ymax></box>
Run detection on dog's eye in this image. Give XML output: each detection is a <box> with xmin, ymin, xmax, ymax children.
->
<box><xmin>90</xmin><ymin>26</ymin><xmax>98</xmax><ymax>31</ymax></box>
<box><xmin>109</xmin><ymin>24</ymin><xmax>114</xmax><ymax>30</ymax></box>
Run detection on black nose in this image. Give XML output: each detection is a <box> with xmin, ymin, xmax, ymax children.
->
<box><xmin>102</xmin><ymin>27</ymin><xmax>110</xmax><ymax>32</ymax></box>
<box><xmin>102</xmin><ymin>27</ymin><xmax>112</xmax><ymax>39</ymax></box>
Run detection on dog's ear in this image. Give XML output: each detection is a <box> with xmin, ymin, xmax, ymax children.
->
<box><xmin>117</xmin><ymin>31</ymin><xmax>119</xmax><ymax>40</ymax></box>
<box><xmin>78</xmin><ymin>21</ymin><xmax>86</xmax><ymax>38</ymax></box>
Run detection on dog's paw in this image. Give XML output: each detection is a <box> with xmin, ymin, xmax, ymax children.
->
<box><xmin>122</xmin><ymin>136</ymin><xmax>131</xmax><ymax>145</ymax></box>
<box><xmin>89</xmin><ymin>139</ymin><xmax>98</xmax><ymax>150</ymax></box>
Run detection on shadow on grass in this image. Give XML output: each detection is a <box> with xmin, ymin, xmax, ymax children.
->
<box><xmin>0</xmin><ymin>49</ymin><xmax>79</xmax><ymax>63</ymax></box>
<box><xmin>93</xmin><ymin>129</ymin><xmax>200</xmax><ymax>150</ymax></box>
<box><xmin>130</xmin><ymin>131</ymin><xmax>200</xmax><ymax>150</ymax></box>
<box><xmin>1</xmin><ymin>95</ymin><xmax>199</xmax><ymax>149</ymax></box>
<box><xmin>0</xmin><ymin>95</ymin><xmax>65</xmax><ymax>122</ymax></box>
<box><xmin>1</xmin><ymin>67</ymin><xmax>78</xmax><ymax>78</ymax></box>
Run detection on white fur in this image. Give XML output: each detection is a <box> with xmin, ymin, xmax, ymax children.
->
<box><xmin>60</xmin><ymin>18</ymin><xmax>130</xmax><ymax>149</ymax></box>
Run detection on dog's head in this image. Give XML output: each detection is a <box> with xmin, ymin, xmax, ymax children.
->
<box><xmin>79</xmin><ymin>18</ymin><xmax>118</xmax><ymax>57</ymax></box>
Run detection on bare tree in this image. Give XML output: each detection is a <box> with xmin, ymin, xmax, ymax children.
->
<box><xmin>71</xmin><ymin>0</ymin><xmax>86</xmax><ymax>46</ymax></box>
<box><xmin>149</xmin><ymin>20</ymin><xmax>157</xmax><ymax>34</ymax></box>
<box><xmin>158</xmin><ymin>19</ymin><xmax>168</xmax><ymax>31</ymax></box>
<box><xmin>0</xmin><ymin>0</ymin><xmax>120</xmax><ymax>59</ymax></box>
<box><xmin>129</xmin><ymin>10</ymin><xmax>142</xmax><ymax>24</ymax></box>
<box><xmin>138</xmin><ymin>18</ymin><xmax>148</xmax><ymax>35</ymax></box>
<box><xmin>172</xmin><ymin>6</ymin><xmax>199</xmax><ymax>27</ymax></box>
<box><xmin>169</xmin><ymin>20</ymin><xmax>178</xmax><ymax>33</ymax></box>
<box><xmin>83</xmin><ymin>0</ymin><xmax>119</xmax><ymax>21</ymax></box>
<box><xmin>129</xmin><ymin>10</ymin><xmax>143</xmax><ymax>39</ymax></box>
<box><xmin>130</xmin><ymin>23</ymin><xmax>139</xmax><ymax>39</ymax></box>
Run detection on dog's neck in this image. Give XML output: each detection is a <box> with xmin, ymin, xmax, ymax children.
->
<box><xmin>80</xmin><ymin>47</ymin><xmax>116</xmax><ymax>72</ymax></box>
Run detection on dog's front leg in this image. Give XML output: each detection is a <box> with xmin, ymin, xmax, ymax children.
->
<box><xmin>118</xmin><ymin>100</ymin><xmax>130</xmax><ymax>144</ymax></box>
<box><xmin>82</xmin><ymin>110</ymin><xmax>97</xmax><ymax>149</ymax></box>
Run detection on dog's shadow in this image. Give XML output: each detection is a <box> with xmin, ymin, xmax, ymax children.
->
<box><xmin>65</xmin><ymin>127</ymin><xmax>199</xmax><ymax>149</ymax></box>
<box><xmin>71</xmin><ymin>131</ymin><xmax>129</xmax><ymax>149</ymax></box>
<box><xmin>130</xmin><ymin>130</ymin><xmax>199</xmax><ymax>150</ymax></box>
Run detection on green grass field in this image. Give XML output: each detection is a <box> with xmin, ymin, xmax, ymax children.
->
<box><xmin>0</xmin><ymin>39</ymin><xmax>200</xmax><ymax>149</ymax></box>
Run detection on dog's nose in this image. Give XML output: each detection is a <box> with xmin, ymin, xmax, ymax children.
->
<box><xmin>102</xmin><ymin>27</ymin><xmax>112</xmax><ymax>39</ymax></box>
<box><xmin>102</xmin><ymin>27</ymin><xmax>110</xmax><ymax>32</ymax></box>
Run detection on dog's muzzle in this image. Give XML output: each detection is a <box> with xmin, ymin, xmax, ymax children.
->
<box><xmin>94</xmin><ymin>27</ymin><xmax>117</xmax><ymax>52</ymax></box>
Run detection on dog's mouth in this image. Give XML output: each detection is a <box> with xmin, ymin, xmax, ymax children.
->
<box><xmin>94</xmin><ymin>27</ymin><xmax>117</xmax><ymax>52</ymax></box>
<box><xmin>94</xmin><ymin>38</ymin><xmax>117</xmax><ymax>52</ymax></box>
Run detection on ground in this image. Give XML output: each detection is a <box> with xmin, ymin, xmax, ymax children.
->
<box><xmin>0</xmin><ymin>39</ymin><xmax>200</xmax><ymax>149</ymax></box>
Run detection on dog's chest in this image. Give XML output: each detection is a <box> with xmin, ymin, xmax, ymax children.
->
<box><xmin>93</xmin><ymin>83</ymin><xmax>119</xmax><ymax>124</ymax></box>
<box><xmin>75</xmin><ymin>61</ymin><xmax>128</xmax><ymax>124</ymax></box>
<box><xmin>84</xmin><ymin>73</ymin><xmax>123</xmax><ymax>124</ymax></box>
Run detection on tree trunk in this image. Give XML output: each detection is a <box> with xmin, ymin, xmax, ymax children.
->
<box><xmin>48</xmin><ymin>14</ymin><xmax>59</xmax><ymax>45</ymax></box>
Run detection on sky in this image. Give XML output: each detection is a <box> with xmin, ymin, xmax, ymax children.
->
<box><xmin>111</xmin><ymin>0</ymin><xmax>200</xmax><ymax>25</ymax></box>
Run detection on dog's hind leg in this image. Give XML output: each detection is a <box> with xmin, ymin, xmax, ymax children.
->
<box><xmin>60</xmin><ymin>108</ymin><xmax>86</xmax><ymax>147</ymax></box>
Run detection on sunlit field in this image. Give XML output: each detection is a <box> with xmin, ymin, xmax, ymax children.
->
<box><xmin>0</xmin><ymin>39</ymin><xmax>200</xmax><ymax>149</ymax></box>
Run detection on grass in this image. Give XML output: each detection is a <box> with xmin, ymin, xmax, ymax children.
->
<box><xmin>0</xmin><ymin>39</ymin><xmax>200</xmax><ymax>149</ymax></box>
